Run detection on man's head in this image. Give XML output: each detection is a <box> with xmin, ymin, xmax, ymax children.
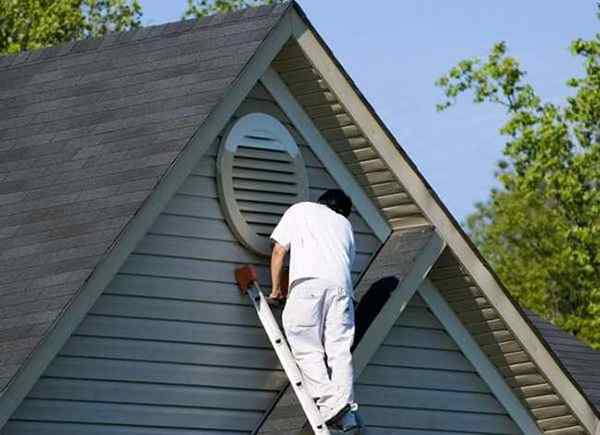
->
<box><xmin>317</xmin><ymin>189</ymin><xmax>353</xmax><ymax>218</ymax></box>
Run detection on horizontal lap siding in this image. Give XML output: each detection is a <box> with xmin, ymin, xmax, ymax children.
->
<box><xmin>356</xmin><ymin>294</ymin><xmax>523</xmax><ymax>435</ymax></box>
<box><xmin>4</xmin><ymin>85</ymin><xmax>381</xmax><ymax>434</ymax></box>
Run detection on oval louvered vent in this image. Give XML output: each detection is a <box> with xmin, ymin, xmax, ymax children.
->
<box><xmin>217</xmin><ymin>113</ymin><xmax>309</xmax><ymax>257</ymax></box>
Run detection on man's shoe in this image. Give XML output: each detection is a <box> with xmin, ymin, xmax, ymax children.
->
<box><xmin>325</xmin><ymin>404</ymin><xmax>350</xmax><ymax>427</ymax></box>
<box><xmin>327</xmin><ymin>408</ymin><xmax>360</xmax><ymax>433</ymax></box>
<box><xmin>338</xmin><ymin>410</ymin><xmax>360</xmax><ymax>432</ymax></box>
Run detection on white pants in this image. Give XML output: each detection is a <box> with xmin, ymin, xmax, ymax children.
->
<box><xmin>282</xmin><ymin>277</ymin><xmax>355</xmax><ymax>421</ymax></box>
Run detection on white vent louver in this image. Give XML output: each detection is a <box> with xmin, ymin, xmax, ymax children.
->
<box><xmin>217</xmin><ymin>113</ymin><xmax>309</xmax><ymax>256</ymax></box>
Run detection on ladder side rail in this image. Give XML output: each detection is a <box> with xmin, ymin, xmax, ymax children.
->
<box><xmin>246</xmin><ymin>285</ymin><xmax>331</xmax><ymax>435</ymax></box>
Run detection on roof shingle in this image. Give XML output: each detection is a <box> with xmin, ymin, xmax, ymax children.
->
<box><xmin>526</xmin><ymin>310</ymin><xmax>600</xmax><ymax>412</ymax></box>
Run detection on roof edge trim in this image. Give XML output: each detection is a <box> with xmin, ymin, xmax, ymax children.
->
<box><xmin>352</xmin><ymin>230</ymin><xmax>445</xmax><ymax>377</ymax></box>
<box><xmin>260</xmin><ymin>66</ymin><xmax>391</xmax><ymax>242</ymax></box>
<box><xmin>0</xmin><ymin>5</ymin><xmax>295</xmax><ymax>428</ymax></box>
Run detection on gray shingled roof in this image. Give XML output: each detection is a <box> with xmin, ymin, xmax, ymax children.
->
<box><xmin>0</xmin><ymin>2</ymin><xmax>289</xmax><ymax>395</ymax></box>
<box><xmin>526</xmin><ymin>310</ymin><xmax>600</xmax><ymax>412</ymax></box>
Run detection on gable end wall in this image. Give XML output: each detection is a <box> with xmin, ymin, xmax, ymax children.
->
<box><xmin>0</xmin><ymin>83</ymin><xmax>381</xmax><ymax>435</ymax></box>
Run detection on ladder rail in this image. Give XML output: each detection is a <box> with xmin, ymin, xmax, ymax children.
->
<box><xmin>245</xmin><ymin>282</ymin><xmax>331</xmax><ymax>435</ymax></box>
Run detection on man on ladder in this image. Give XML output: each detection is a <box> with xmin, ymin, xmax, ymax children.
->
<box><xmin>268</xmin><ymin>189</ymin><xmax>361</xmax><ymax>433</ymax></box>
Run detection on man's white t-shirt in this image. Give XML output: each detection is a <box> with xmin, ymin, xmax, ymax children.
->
<box><xmin>270</xmin><ymin>201</ymin><xmax>356</xmax><ymax>296</ymax></box>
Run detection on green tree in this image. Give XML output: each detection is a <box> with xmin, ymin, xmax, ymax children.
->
<box><xmin>437</xmin><ymin>6</ymin><xmax>600</xmax><ymax>348</ymax></box>
<box><xmin>183</xmin><ymin>0</ymin><xmax>282</xmax><ymax>19</ymax></box>
<box><xmin>0</xmin><ymin>0</ymin><xmax>142</xmax><ymax>55</ymax></box>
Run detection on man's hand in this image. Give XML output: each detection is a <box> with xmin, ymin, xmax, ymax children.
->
<box><xmin>269</xmin><ymin>242</ymin><xmax>288</xmax><ymax>302</ymax></box>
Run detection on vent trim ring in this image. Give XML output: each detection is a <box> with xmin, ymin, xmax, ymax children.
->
<box><xmin>217</xmin><ymin>113</ymin><xmax>309</xmax><ymax>257</ymax></box>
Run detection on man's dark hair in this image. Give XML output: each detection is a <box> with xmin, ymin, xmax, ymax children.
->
<box><xmin>317</xmin><ymin>189</ymin><xmax>352</xmax><ymax>218</ymax></box>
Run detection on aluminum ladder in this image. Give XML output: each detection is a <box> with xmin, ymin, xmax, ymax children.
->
<box><xmin>235</xmin><ymin>265</ymin><xmax>331</xmax><ymax>435</ymax></box>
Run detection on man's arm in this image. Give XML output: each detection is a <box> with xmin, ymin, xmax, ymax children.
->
<box><xmin>269</xmin><ymin>204</ymin><xmax>296</xmax><ymax>300</ymax></box>
<box><xmin>269</xmin><ymin>242</ymin><xmax>288</xmax><ymax>300</ymax></box>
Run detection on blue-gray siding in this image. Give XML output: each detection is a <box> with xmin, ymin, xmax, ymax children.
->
<box><xmin>355</xmin><ymin>293</ymin><xmax>523</xmax><ymax>435</ymax></box>
<box><xmin>2</xmin><ymin>85</ymin><xmax>381</xmax><ymax>434</ymax></box>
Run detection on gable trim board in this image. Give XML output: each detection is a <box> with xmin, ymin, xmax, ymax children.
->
<box><xmin>420</xmin><ymin>279</ymin><xmax>543</xmax><ymax>435</ymax></box>
<box><xmin>0</xmin><ymin>4</ymin><xmax>295</xmax><ymax>428</ymax></box>
<box><xmin>260</xmin><ymin>67</ymin><xmax>391</xmax><ymax>242</ymax></box>
<box><xmin>287</xmin><ymin>6</ymin><xmax>599</xmax><ymax>434</ymax></box>
<box><xmin>351</xmin><ymin>230</ymin><xmax>445</xmax><ymax>376</ymax></box>
<box><xmin>0</xmin><ymin>2</ymin><xmax>598</xmax><ymax>434</ymax></box>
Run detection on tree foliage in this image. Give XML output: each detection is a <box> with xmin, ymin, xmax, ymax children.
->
<box><xmin>0</xmin><ymin>0</ymin><xmax>142</xmax><ymax>55</ymax></box>
<box><xmin>183</xmin><ymin>0</ymin><xmax>282</xmax><ymax>19</ymax></box>
<box><xmin>437</xmin><ymin>5</ymin><xmax>600</xmax><ymax>348</ymax></box>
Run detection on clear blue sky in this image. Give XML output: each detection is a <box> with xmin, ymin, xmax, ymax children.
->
<box><xmin>139</xmin><ymin>0</ymin><xmax>598</xmax><ymax>224</ymax></box>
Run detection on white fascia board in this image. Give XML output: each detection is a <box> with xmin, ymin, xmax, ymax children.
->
<box><xmin>288</xmin><ymin>8</ymin><xmax>599</xmax><ymax>433</ymax></box>
<box><xmin>419</xmin><ymin>279</ymin><xmax>543</xmax><ymax>435</ymax></box>
<box><xmin>260</xmin><ymin>67</ymin><xmax>391</xmax><ymax>242</ymax></box>
<box><xmin>0</xmin><ymin>9</ymin><xmax>295</xmax><ymax>429</ymax></box>
<box><xmin>352</xmin><ymin>232</ymin><xmax>445</xmax><ymax>376</ymax></box>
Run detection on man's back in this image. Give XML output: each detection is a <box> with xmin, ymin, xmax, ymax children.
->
<box><xmin>271</xmin><ymin>201</ymin><xmax>356</xmax><ymax>294</ymax></box>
